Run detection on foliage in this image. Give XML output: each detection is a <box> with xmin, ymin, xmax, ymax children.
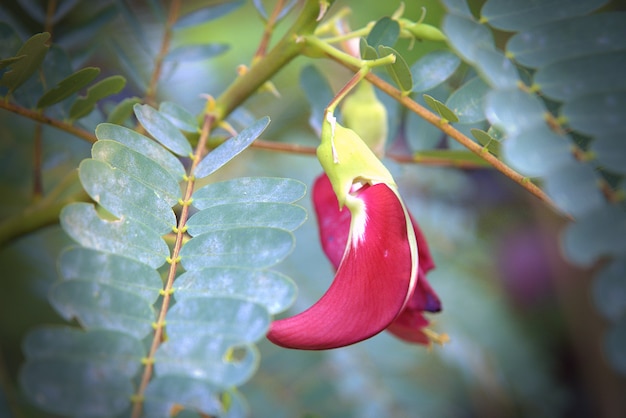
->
<box><xmin>0</xmin><ymin>0</ymin><xmax>624</xmax><ymax>417</ymax></box>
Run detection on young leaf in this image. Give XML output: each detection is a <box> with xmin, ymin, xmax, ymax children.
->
<box><xmin>106</xmin><ymin>96</ymin><xmax>141</xmax><ymax>125</ymax></box>
<box><xmin>378</xmin><ymin>45</ymin><xmax>413</xmax><ymax>93</ymax></box>
<box><xmin>69</xmin><ymin>75</ymin><xmax>126</xmax><ymax>120</ymax></box>
<box><xmin>423</xmin><ymin>94</ymin><xmax>459</xmax><ymax>122</ymax></box>
<box><xmin>0</xmin><ymin>32</ymin><xmax>50</xmax><ymax>93</ymax></box>
<box><xmin>471</xmin><ymin>128</ymin><xmax>500</xmax><ymax>156</ymax></box>
<box><xmin>359</xmin><ymin>37</ymin><xmax>378</xmax><ymax>60</ymax></box>
<box><xmin>36</xmin><ymin>67</ymin><xmax>100</xmax><ymax>109</ymax></box>
<box><xmin>134</xmin><ymin>103</ymin><xmax>193</xmax><ymax>156</ymax></box>
<box><xmin>366</xmin><ymin>17</ymin><xmax>400</xmax><ymax>49</ymax></box>
<box><xmin>194</xmin><ymin>116</ymin><xmax>270</xmax><ymax>178</ymax></box>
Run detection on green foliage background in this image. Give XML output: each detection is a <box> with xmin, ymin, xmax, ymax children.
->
<box><xmin>1</xmin><ymin>0</ymin><xmax>625</xmax><ymax>417</ymax></box>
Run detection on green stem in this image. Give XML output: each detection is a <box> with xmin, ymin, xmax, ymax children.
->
<box><xmin>213</xmin><ymin>0</ymin><xmax>336</xmax><ymax>122</ymax></box>
<box><xmin>0</xmin><ymin>171</ymin><xmax>90</xmax><ymax>248</ymax></box>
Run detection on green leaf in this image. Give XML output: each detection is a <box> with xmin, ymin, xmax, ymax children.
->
<box><xmin>36</xmin><ymin>67</ymin><xmax>100</xmax><ymax>109</ymax></box>
<box><xmin>440</xmin><ymin>0</ymin><xmax>474</xmax><ymax>18</ymax></box>
<box><xmin>534</xmin><ymin>52</ymin><xmax>626</xmax><ymax>101</ymax></box>
<box><xmin>300</xmin><ymin>65</ymin><xmax>335</xmax><ymax>134</ymax></box>
<box><xmin>411</xmin><ymin>50</ymin><xmax>461</xmax><ymax>93</ymax></box>
<box><xmin>359</xmin><ymin>37</ymin><xmax>378</xmax><ymax>61</ymax></box>
<box><xmin>143</xmin><ymin>375</ymin><xmax>222</xmax><ymax>418</ymax></box>
<box><xmin>175</xmin><ymin>267</ymin><xmax>297</xmax><ymax>315</ymax></box>
<box><xmin>95</xmin><ymin>123</ymin><xmax>187</xmax><ymax>181</ymax></box>
<box><xmin>155</xmin><ymin>335</ymin><xmax>260</xmax><ymax>388</ymax></box>
<box><xmin>501</xmin><ymin>125</ymin><xmax>573</xmax><ymax>177</ymax></box>
<box><xmin>0</xmin><ymin>56</ymin><xmax>24</xmax><ymax>70</ymax></box>
<box><xmin>134</xmin><ymin>103</ymin><xmax>193</xmax><ymax>156</ymax></box>
<box><xmin>69</xmin><ymin>75</ymin><xmax>126</xmax><ymax>120</ymax></box>
<box><xmin>590</xmin><ymin>135</ymin><xmax>626</xmax><ymax>175</ymax></box>
<box><xmin>20</xmin><ymin>327</ymin><xmax>143</xmax><ymax>417</ymax></box>
<box><xmin>443</xmin><ymin>14</ymin><xmax>494</xmax><ymax>63</ymax></box>
<box><xmin>49</xmin><ymin>280</ymin><xmax>155</xmax><ymax>337</ymax></box>
<box><xmin>405</xmin><ymin>85</ymin><xmax>450</xmax><ymax>151</ymax></box>
<box><xmin>159</xmin><ymin>101</ymin><xmax>199</xmax><ymax>132</ymax></box>
<box><xmin>544</xmin><ymin>161</ymin><xmax>604</xmax><ymax>218</ymax></box>
<box><xmin>0</xmin><ymin>32</ymin><xmax>49</xmax><ymax>93</ymax></box>
<box><xmin>194</xmin><ymin>117</ymin><xmax>270</xmax><ymax>178</ymax></box>
<box><xmin>423</xmin><ymin>94</ymin><xmax>459</xmax><ymax>122</ymax></box>
<box><xmin>165</xmin><ymin>44</ymin><xmax>229</xmax><ymax>62</ymax></box>
<box><xmin>445</xmin><ymin>76</ymin><xmax>490</xmax><ymax>123</ymax></box>
<box><xmin>59</xmin><ymin>247</ymin><xmax>163</xmax><ymax>303</ymax></box>
<box><xmin>563</xmin><ymin>205</ymin><xmax>626</xmax><ymax>266</ymax></box>
<box><xmin>561</xmin><ymin>92</ymin><xmax>626</xmax><ymax>137</ymax></box>
<box><xmin>474</xmin><ymin>47</ymin><xmax>519</xmax><ymax>89</ymax></box>
<box><xmin>485</xmin><ymin>89</ymin><xmax>545</xmax><ymax>136</ymax></box>
<box><xmin>106</xmin><ymin>96</ymin><xmax>141</xmax><ymax>125</ymax></box>
<box><xmin>593</xmin><ymin>259</ymin><xmax>626</xmax><ymax>321</ymax></box>
<box><xmin>78</xmin><ymin>159</ymin><xmax>177</xmax><ymax>235</ymax></box>
<box><xmin>378</xmin><ymin>46</ymin><xmax>412</xmax><ymax>93</ymax></box>
<box><xmin>481</xmin><ymin>0</ymin><xmax>610</xmax><ymax>31</ymax></box>
<box><xmin>506</xmin><ymin>12</ymin><xmax>626</xmax><ymax>69</ymax></box>
<box><xmin>180</xmin><ymin>227</ymin><xmax>294</xmax><ymax>271</ymax></box>
<box><xmin>92</xmin><ymin>140</ymin><xmax>182</xmax><ymax>206</ymax></box>
<box><xmin>192</xmin><ymin>177</ymin><xmax>306</xmax><ymax>209</ymax></box>
<box><xmin>470</xmin><ymin>128</ymin><xmax>500</xmax><ymax>156</ymax></box>
<box><xmin>366</xmin><ymin>17</ymin><xmax>400</xmax><ymax>49</ymax></box>
<box><xmin>60</xmin><ymin>202</ymin><xmax>169</xmax><ymax>269</ymax></box>
<box><xmin>173</xmin><ymin>0</ymin><xmax>245</xmax><ymax>29</ymax></box>
<box><xmin>187</xmin><ymin>202</ymin><xmax>307</xmax><ymax>236</ymax></box>
<box><xmin>165</xmin><ymin>296</ymin><xmax>269</xmax><ymax>342</ymax></box>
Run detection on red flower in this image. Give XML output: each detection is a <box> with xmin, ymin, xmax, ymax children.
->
<box><xmin>266</xmin><ymin>174</ymin><xmax>445</xmax><ymax>349</ymax></box>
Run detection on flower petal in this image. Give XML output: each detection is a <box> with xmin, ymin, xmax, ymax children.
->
<box><xmin>313</xmin><ymin>173</ymin><xmax>443</xmax><ymax>345</ymax></box>
<box><xmin>267</xmin><ymin>178</ymin><xmax>416</xmax><ymax>349</ymax></box>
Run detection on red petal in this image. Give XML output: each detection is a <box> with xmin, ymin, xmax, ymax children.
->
<box><xmin>267</xmin><ymin>180</ymin><xmax>415</xmax><ymax>349</ymax></box>
<box><xmin>385</xmin><ymin>308</ymin><xmax>430</xmax><ymax>345</ymax></box>
<box><xmin>312</xmin><ymin>173</ymin><xmax>442</xmax><ymax>346</ymax></box>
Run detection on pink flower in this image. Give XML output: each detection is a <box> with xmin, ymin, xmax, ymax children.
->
<box><xmin>266</xmin><ymin>173</ymin><xmax>445</xmax><ymax>349</ymax></box>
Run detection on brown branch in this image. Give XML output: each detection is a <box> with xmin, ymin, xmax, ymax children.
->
<box><xmin>253</xmin><ymin>0</ymin><xmax>287</xmax><ymax>60</ymax></box>
<box><xmin>144</xmin><ymin>0</ymin><xmax>181</xmax><ymax>107</ymax></box>
<box><xmin>358</xmin><ymin>70</ymin><xmax>568</xmax><ymax>217</ymax></box>
<box><xmin>0</xmin><ymin>100</ymin><xmax>96</xmax><ymax>143</ymax></box>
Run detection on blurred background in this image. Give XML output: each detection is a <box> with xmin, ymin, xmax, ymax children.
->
<box><xmin>1</xmin><ymin>0</ymin><xmax>625</xmax><ymax>417</ymax></box>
